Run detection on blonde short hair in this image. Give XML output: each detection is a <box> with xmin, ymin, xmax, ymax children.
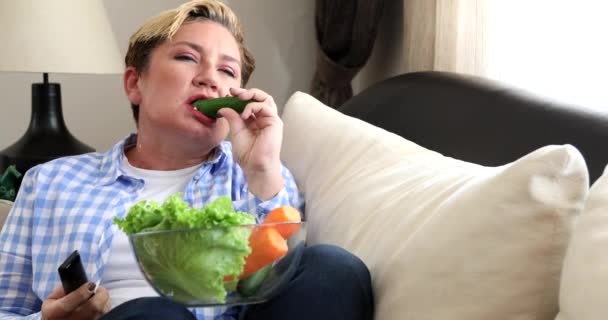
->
<box><xmin>125</xmin><ymin>0</ymin><xmax>255</xmax><ymax>123</ymax></box>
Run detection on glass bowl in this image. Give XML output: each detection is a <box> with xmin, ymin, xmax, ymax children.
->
<box><xmin>129</xmin><ymin>221</ymin><xmax>306</xmax><ymax>307</ymax></box>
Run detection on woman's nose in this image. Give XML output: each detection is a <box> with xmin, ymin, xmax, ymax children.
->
<box><xmin>193</xmin><ymin>67</ymin><xmax>218</xmax><ymax>90</ymax></box>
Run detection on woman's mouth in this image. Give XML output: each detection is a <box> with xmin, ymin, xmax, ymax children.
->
<box><xmin>188</xmin><ymin>104</ymin><xmax>216</xmax><ymax>125</ymax></box>
<box><xmin>187</xmin><ymin>95</ymin><xmax>216</xmax><ymax>125</ymax></box>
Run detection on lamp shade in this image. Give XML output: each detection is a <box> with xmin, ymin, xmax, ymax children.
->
<box><xmin>0</xmin><ymin>0</ymin><xmax>123</xmax><ymax>74</ymax></box>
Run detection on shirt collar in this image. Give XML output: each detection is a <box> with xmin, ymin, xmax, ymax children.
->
<box><xmin>96</xmin><ymin>134</ymin><xmax>229</xmax><ymax>186</ymax></box>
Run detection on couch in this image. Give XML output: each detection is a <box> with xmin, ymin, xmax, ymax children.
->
<box><xmin>1</xmin><ymin>71</ymin><xmax>607</xmax><ymax>319</ymax></box>
<box><xmin>279</xmin><ymin>71</ymin><xmax>608</xmax><ymax>320</ymax></box>
<box><xmin>0</xmin><ymin>200</ymin><xmax>10</xmax><ymax>230</ymax></box>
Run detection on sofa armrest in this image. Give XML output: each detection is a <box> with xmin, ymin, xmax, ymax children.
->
<box><xmin>0</xmin><ymin>199</ymin><xmax>12</xmax><ymax>229</ymax></box>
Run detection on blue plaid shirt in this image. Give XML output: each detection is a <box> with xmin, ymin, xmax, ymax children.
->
<box><xmin>0</xmin><ymin>135</ymin><xmax>304</xmax><ymax>320</ymax></box>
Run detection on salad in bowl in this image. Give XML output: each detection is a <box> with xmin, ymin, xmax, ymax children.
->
<box><xmin>114</xmin><ymin>194</ymin><xmax>305</xmax><ymax>306</ymax></box>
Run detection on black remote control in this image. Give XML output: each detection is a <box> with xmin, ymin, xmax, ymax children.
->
<box><xmin>58</xmin><ymin>250</ymin><xmax>89</xmax><ymax>294</ymax></box>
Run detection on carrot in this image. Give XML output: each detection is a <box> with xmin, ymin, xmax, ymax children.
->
<box><xmin>225</xmin><ymin>206</ymin><xmax>302</xmax><ymax>282</ymax></box>
<box><xmin>225</xmin><ymin>227</ymin><xmax>288</xmax><ymax>281</ymax></box>
<box><xmin>240</xmin><ymin>227</ymin><xmax>288</xmax><ymax>278</ymax></box>
<box><xmin>262</xmin><ymin>206</ymin><xmax>302</xmax><ymax>239</ymax></box>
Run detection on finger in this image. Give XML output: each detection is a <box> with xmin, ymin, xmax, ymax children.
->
<box><xmin>217</xmin><ymin>107</ymin><xmax>247</xmax><ymax>134</ymax></box>
<box><xmin>239</xmin><ymin>90</ymin><xmax>266</xmax><ymax>102</ymax></box>
<box><xmin>60</xmin><ymin>281</ymin><xmax>96</xmax><ymax>313</ymax></box>
<box><xmin>241</xmin><ymin>102</ymin><xmax>278</xmax><ymax>120</ymax></box>
<box><xmin>41</xmin><ymin>286</ymin><xmax>70</xmax><ymax>319</ymax></box>
<box><xmin>103</xmin><ymin>297</ymin><xmax>112</xmax><ymax>313</ymax></box>
<box><xmin>74</xmin><ymin>286</ymin><xmax>110</xmax><ymax>318</ymax></box>
<box><xmin>46</xmin><ymin>285</ymin><xmax>66</xmax><ymax>299</ymax></box>
<box><xmin>229</xmin><ymin>87</ymin><xmax>246</xmax><ymax>96</ymax></box>
<box><xmin>90</xmin><ymin>286</ymin><xmax>110</xmax><ymax>313</ymax></box>
<box><xmin>231</xmin><ymin>87</ymin><xmax>276</xmax><ymax>108</ymax></box>
<box><xmin>230</xmin><ymin>88</ymin><xmax>279</xmax><ymax>117</ymax></box>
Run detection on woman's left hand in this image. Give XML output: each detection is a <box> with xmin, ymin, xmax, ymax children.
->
<box><xmin>217</xmin><ymin>87</ymin><xmax>284</xmax><ymax>200</ymax></box>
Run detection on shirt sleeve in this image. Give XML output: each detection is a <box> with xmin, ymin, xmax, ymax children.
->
<box><xmin>0</xmin><ymin>168</ymin><xmax>44</xmax><ymax>319</ymax></box>
<box><xmin>233</xmin><ymin>164</ymin><xmax>305</xmax><ymax>223</ymax></box>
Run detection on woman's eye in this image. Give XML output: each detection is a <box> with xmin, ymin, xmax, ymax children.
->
<box><xmin>220</xmin><ymin>69</ymin><xmax>235</xmax><ymax>78</ymax></box>
<box><xmin>175</xmin><ymin>55</ymin><xmax>196</xmax><ymax>62</ymax></box>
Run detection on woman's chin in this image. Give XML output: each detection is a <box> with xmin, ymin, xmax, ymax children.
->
<box><xmin>188</xmin><ymin>123</ymin><xmax>229</xmax><ymax>143</ymax></box>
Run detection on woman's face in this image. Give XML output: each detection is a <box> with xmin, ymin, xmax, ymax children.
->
<box><xmin>126</xmin><ymin>20</ymin><xmax>242</xmax><ymax>150</ymax></box>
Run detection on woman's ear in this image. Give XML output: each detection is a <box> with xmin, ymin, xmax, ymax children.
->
<box><xmin>124</xmin><ymin>66</ymin><xmax>142</xmax><ymax>105</ymax></box>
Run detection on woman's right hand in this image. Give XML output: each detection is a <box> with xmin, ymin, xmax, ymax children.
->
<box><xmin>41</xmin><ymin>282</ymin><xmax>111</xmax><ymax>320</ymax></box>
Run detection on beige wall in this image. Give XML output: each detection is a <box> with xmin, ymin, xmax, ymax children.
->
<box><xmin>0</xmin><ymin>0</ymin><xmax>315</xmax><ymax>152</ymax></box>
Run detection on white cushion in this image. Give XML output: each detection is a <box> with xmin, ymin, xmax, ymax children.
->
<box><xmin>281</xmin><ymin>92</ymin><xmax>589</xmax><ymax>320</ymax></box>
<box><xmin>0</xmin><ymin>199</ymin><xmax>13</xmax><ymax>230</ymax></box>
<box><xmin>556</xmin><ymin>166</ymin><xmax>608</xmax><ymax>320</ymax></box>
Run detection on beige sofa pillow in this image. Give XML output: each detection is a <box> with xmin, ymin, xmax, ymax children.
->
<box><xmin>556</xmin><ymin>166</ymin><xmax>608</xmax><ymax>320</ymax></box>
<box><xmin>0</xmin><ymin>200</ymin><xmax>13</xmax><ymax>230</ymax></box>
<box><xmin>281</xmin><ymin>92</ymin><xmax>588</xmax><ymax>320</ymax></box>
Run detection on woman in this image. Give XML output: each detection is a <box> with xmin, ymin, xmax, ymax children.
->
<box><xmin>0</xmin><ymin>1</ymin><xmax>373</xmax><ymax>319</ymax></box>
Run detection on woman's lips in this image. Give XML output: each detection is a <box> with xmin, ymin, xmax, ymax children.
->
<box><xmin>188</xmin><ymin>104</ymin><xmax>216</xmax><ymax>125</ymax></box>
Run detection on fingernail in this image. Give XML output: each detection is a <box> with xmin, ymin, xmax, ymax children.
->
<box><xmin>88</xmin><ymin>282</ymin><xmax>97</xmax><ymax>292</ymax></box>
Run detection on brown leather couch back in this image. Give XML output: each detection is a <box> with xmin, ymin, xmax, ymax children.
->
<box><xmin>339</xmin><ymin>71</ymin><xmax>608</xmax><ymax>183</ymax></box>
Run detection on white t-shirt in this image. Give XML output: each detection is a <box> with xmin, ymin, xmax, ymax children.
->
<box><xmin>101</xmin><ymin>154</ymin><xmax>202</xmax><ymax>309</ymax></box>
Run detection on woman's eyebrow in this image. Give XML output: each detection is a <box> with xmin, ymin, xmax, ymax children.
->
<box><xmin>221</xmin><ymin>54</ymin><xmax>241</xmax><ymax>66</ymax></box>
<box><xmin>173</xmin><ymin>41</ymin><xmax>241</xmax><ymax>66</ymax></box>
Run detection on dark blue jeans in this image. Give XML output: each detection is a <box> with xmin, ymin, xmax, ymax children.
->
<box><xmin>101</xmin><ymin>244</ymin><xmax>374</xmax><ymax>320</ymax></box>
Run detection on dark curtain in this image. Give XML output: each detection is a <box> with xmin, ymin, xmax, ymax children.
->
<box><xmin>310</xmin><ymin>0</ymin><xmax>385</xmax><ymax>108</ymax></box>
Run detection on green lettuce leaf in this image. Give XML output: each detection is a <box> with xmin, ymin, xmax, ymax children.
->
<box><xmin>114</xmin><ymin>193</ymin><xmax>255</xmax><ymax>303</ymax></box>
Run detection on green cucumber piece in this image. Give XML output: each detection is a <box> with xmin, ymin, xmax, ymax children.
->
<box><xmin>237</xmin><ymin>265</ymin><xmax>272</xmax><ymax>297</ymax></box>
<box><xmin>192</xmin><ymin>97</ymin><xmax>253</xmax><ymax>118</ymax></box>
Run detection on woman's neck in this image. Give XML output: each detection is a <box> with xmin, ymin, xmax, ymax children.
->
<box><xmin>125</xmin><ymin>133</ymin><xmax>214</xmax><ymax>170</ymax></box>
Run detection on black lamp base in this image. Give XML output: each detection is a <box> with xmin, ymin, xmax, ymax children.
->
<box><xmin>0</xmin><ymin>131</ymin><xmax>94</xmax><ymax>175</ymax></box>
<box><xmin>0</xmin><ymin>77</ymin><xmax>95</xmax><ymax>178</ymax></box>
